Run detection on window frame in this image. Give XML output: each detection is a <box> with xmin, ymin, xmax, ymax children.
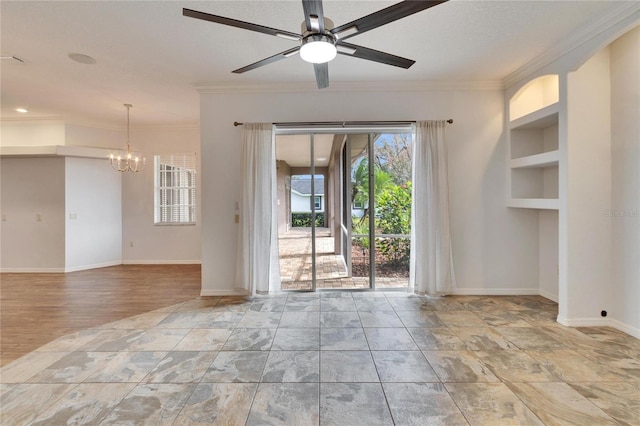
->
<box><xmin>154</xmin><ymin>154</ymin><xmax>197</xmax><ymax>226</ymax></box>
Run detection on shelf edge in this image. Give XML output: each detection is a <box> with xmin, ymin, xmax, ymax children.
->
<box><xmin>507</xmin><ymin>198</ymin><xmax>559</xmax><ymax>210</ymax></box>
<box><xmin>511</xmin><ymin>150</ymin><xmax>559</xmax><ymax>168</ymax></box>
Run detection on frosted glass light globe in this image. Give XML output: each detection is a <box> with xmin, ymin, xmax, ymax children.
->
<box><xmin>300</xmin><ymin>39</ymin><xmax>337</xmax><ymax>64</ymax></box>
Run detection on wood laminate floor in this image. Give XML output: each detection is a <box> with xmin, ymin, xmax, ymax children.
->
<box><xmin>0</xmin><ymin>265</ymin><xmax>201</xmax><ymax>366</ymax></box>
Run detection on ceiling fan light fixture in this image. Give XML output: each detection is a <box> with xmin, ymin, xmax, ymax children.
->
<box><xmin>300</xmin><ymin>35</ymin><xmax>336</xmax><ymax>64</ymax></box>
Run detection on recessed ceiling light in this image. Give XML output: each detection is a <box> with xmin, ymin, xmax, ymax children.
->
<box><xmin>68</xmin><ymin>53</ymin><xmax>96</xmax><ymax>64</ymax></box>
<box><xmin>316</xmin><ymin>157</ymin><xmax>327</xmax><ymax>161</ymax></box>
<box><xmin>15</xmin><ymin>108</ymin><xmax>28</xmax><ymax>113</ymax></box>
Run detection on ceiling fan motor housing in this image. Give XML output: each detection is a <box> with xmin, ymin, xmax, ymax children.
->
<box><xmin>300</xmin><ymin>17</ymin><xmax>337</xmax><ymax>64</ymax></box>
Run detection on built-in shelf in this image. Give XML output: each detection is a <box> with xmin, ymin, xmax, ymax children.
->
<box><xmin>510</xmin><ymin>102</ymin><xmax>559</xmax><ymax>130</ymax></box>
<box><xmin>511</xmin><ymin>150</ymin><xmax>559</xmax><ymax>169</ymax></box>
<box><xmin>509</xmin><ymin>98</ymin><xmax>559</xmax><ymax>208</ymax></box>
<box><xmin>507</xmin><ymin>198</ymin><xmax>559</xmax><ymax>210</ymax></box>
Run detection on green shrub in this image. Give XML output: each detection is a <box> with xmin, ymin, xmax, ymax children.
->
<box><xmin>376</xmin><ymin>182</ymin><xmax>412</xmax><ymax>266</ymax></box>
<box><xmin>351</xmin><ymin>220</ymin><xmax>370</xmax><ymax>250</ymax></box>
<box><xmin>291</xmin><ymin>212</ymin><xmax>325</xmax><ymax>228</ymax></box>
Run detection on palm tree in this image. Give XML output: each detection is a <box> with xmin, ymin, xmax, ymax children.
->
<box><xmin>352</xmin><ymin>157</ymin><xmax>393</xmax><ymax>226</ymax></box>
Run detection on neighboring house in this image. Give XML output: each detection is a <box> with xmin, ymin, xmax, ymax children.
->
<box><xmin>352</xmin><ymin>200</ymin><xmax>366</xmax><ymax>218</ymax></box>
<box><xmin>291</xmin><ymin>177</ymin><xmax>324</xmax><ymax>213</ymax></box>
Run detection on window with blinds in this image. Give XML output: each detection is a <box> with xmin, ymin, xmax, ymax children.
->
<box><xmin>154</xmin><ymin>154</ymin><xmax>197</xmax><ymax>224</ymax></box>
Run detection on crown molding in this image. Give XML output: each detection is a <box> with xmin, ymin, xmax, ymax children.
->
<box><xmin>193</xmin><ymin>79</ymin><xmax>504</xmax><ymax>95</ymax></box>
<box><xmin>130</xmin><ymin>122</ymin><xmax>201</xmax><ymax>131</ymax></box>
<box><xmin>0</xmin><ymin>116</ymin><xmax>64</xmax><ymax>125</ymax></box>
<box><xmin>65</xmin><ymin>120</ymin><xmax>122</xmax><ymax>131</ymax></box>
<box><xmin>504</xmin><ymin>2</ymin><xmax>640</xmax><ymax>88</ymax></box>
<box><xmin>64</xmin><ymin>120</ymin><xmax>200</xmax><ymax>131</ymax></box>
<box><xmin>1</xmin><ymin>117</ymin><xmax>200</xmax><ymax>132</ymax></box>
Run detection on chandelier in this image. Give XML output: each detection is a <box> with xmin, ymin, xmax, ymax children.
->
<box><xmin>110</xmin><ymin>104</ymin><xmax>145</xmax><ymax>172</ymax></box>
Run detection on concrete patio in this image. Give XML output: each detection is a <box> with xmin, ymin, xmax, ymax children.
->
<box><xmin>278</xmin><ymin>228</ymin><xmax>409</xmax><ymax>290</ymax></box>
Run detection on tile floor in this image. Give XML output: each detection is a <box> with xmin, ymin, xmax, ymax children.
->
<box><xmin>1</xmin><ymin>293</ymin><xmax>639</xmax><ymax>425</ymax></box>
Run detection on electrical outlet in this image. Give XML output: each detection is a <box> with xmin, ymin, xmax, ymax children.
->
<box><xmin>130</xmin><ymin>241</ymin><xmax>134</xmax><ymax>247</ymax></box>
<box><xmin>69</xmin><ymin>213</ymin><xmax>78</xmax><ymax>220</ymax></box>
<box><xmin>36</xmin><ymin>213</ymin><xmax>42</xmax><ymax>222</ymax></box>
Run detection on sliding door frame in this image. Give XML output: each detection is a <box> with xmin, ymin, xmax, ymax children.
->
<box><xmin>275</xmin><ymin>124</ymin><xmax>413</xmax><ymax>293</ymax></box>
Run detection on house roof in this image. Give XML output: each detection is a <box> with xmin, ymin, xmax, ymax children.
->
<box><xmin>291</xmin><ymin>178</ymin><xmax>324</xmax><ymax>196</ymax></box>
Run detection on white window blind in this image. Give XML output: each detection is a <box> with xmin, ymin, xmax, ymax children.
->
<box><xmin>154</xmin><ymin>153</ymin><xmax>197</xmax><ymax>224</ymax></box>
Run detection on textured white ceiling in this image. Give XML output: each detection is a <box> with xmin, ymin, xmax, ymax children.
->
<box><xmin>0</xmin><ymin>0</ymin><xmax>626</xmax><ymax>125</ymax></box>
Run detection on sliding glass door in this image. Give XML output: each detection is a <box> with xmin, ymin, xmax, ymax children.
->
<box><xmin>276</xmin><ymin>127</ymin><xmax>412</xmax><ymax>291</ymax></box>
<box><xmin>348</xmin><ymin>132</ymin><xmax>412</xmax><ymax>290</ymax></box>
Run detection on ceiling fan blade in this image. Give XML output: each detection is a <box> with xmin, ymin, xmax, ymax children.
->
<box><xmin>331</xmin><ymin>0</ymin><xmax>447</xmax><ymax>41</ymax></box>
<box><xmin>232</xmin><ymin>47</ymin><xmax>301</xmax><ymax>74</ymax></box>
<box><xmin>302</xmin><ymin>0</ymin><xmax>325</xmax><ymax>33</ymax></box>
<box><xmin>183</xmin><ymin>8</ymin><xmax>301</xmax><ymax>40</ymax></box>
<box><xmin>336</xmin><ymin>42</ymin><xmax>415</xmax><ymax>69</ymax></box>
<box><xmin>313</xmin><ymin>63</ymin><xmax>329</xmax><ymax>89</ymax></box>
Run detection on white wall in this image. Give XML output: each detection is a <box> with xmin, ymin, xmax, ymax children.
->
<box><xmin>0</xmin><ymin>157</ymin><xmax>66</xmax><ymax>271</ymax></box>
<box><xmin>65</xmin><ymin>157</ymin><xmax>122</xmax><ymax>271</ymax></box>
<box><xmin>65</xmin><ymin>123</ymin><xmax>122</xmax><ymax>149</ymax></box>
<box><xmin>0</xmin><ymin>121</ymin><xmax>200</xmax><ymax>269</ymax></box>
<box><xmin>0</xmin><ymin>120</ymin><xmax>65</xmax><ymax>147</ymax></box>
<box><xmin>121</xmin><ymin>126</ymin><xmax>201</xmax><ymax>264</ymax></box>
<box><xmin>539</xmin><ymin>211</ymin><xmax>559</xmax><ymax>301</ymax></box>
<box><xmin>199</xmin><ymin>88</ymin><xmax>539</xmax><ymax>295</ymax></box>
<box><xmin>609</xmin><ymin>26</ymin><xmax>640</xmax><ymax>335</ymax></box>
<box><xmin>565</xmin><ymin>47</ymin><xmax>612</xmax><ymax>323</ymax></box>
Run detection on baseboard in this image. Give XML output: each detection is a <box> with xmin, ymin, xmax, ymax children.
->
<box><xmin>200</xmin><ymin>288</ymin><xmax>251</xmax><ymax>297</ymax></box>
<box><xmin>538</xmin><ymin>289</ymin><xmax>559</xmax><ymax>303</ymax></box>
<box><xmin>608</xmin><ymin>318</ymin><xmax>640</xmax><ymax>339</ymax></box>
<box><xmin>121</xmin><ymin>260</ymin><xmax>202</xmax><ymax>265</ymax></box>
<box><xmin>557</xmin><ymin>315</ymin><xmax>640</xmax><ymax>339</ymax></box>
<box><xmin>451</xmin><ymin>287</ymin><xmax>540</xmax><ymax>296</ymax></box>
<box><xmin>2</xmin><ymin>260</ymin><xmax>201</xmax><ymax>273</ymax></box>
<box><xmin>64</xmin><ymin>260</ymin><xmax>121</xmax><ymax>273</ymax></box>
<box><xmin>0</xmin><ymin>267</ymin><xmax>66</xmax><ymax>273</ymax></box>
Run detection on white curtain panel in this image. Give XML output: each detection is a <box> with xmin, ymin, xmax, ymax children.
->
<box><xmin>235</xmin><ymin>123</ymin><xmax>281</xmax><ymax>295</ymax></box>
<box><xmin>410</xmin><ymin>120</ymin><xmax>455</xmax><ymax>296</ymax></box>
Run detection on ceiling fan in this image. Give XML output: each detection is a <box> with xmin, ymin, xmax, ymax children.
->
<box><xmin>183</xmin><ymin>0</ymin><xmax>448</xmax><ymax>89</ymax></box>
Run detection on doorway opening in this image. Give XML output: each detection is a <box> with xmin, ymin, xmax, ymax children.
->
<box><xmin>275</xmin><ymin>127</ymin><xmax>413</xmax><ymax>291</ymax></box>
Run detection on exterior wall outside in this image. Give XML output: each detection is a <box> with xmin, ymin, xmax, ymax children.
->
<box><xmin>276</xmin><ymin>160</ymin><xmax>291</xmax><ymax>233</ymax></box>
<box><xmin>291</xmin><ymin>191</ymin><xmax>323</xmax><ymax>213</ymax></box>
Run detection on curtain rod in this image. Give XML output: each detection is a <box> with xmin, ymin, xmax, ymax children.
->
<box><xmin>233</xmin><ymin>119</ymin><xmax>453</xmax><ymax>127</ymax></box>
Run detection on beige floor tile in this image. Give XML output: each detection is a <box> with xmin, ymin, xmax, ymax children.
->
<box><xmin>506</xmin><ymin>382</ymin><xmax>619</xmax><ymax>425</ymax></box>
<box><xmin>446</xmin><ymin>382</ymin><xmax>544</xmax><ymax>425</ymax></box>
